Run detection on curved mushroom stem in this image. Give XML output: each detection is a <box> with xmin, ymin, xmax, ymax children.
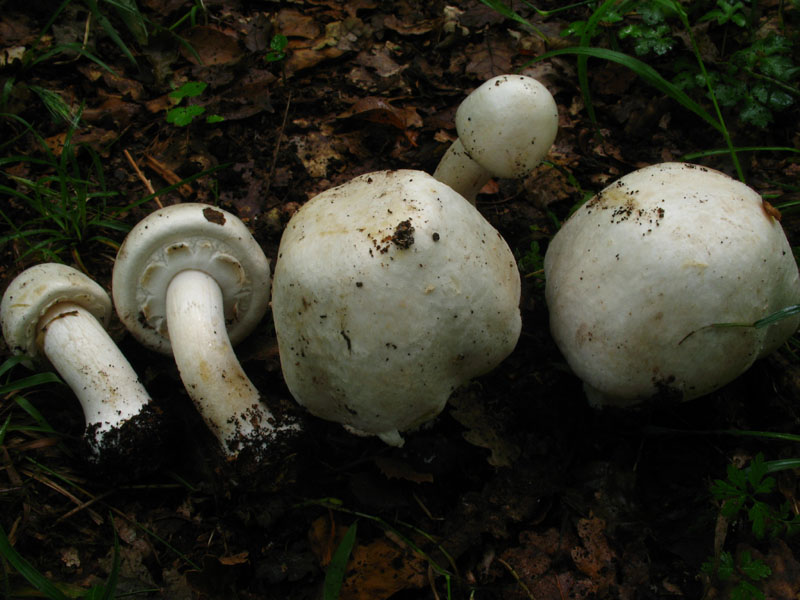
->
<box><xmin>165</xmin><ymin>269</ymin><xmax>283</xmax><ymax>457</ymax></box>
<box><xmin>432</xmin><ymin>138</ymin><xmax>491</xmax><ymax>205</ymax></box>
<box><xmin>39</xmin><ymin>302</ymin><xmax>153</xmax><ymax>450</ymax></box>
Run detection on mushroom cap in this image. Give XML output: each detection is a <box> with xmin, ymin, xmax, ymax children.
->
<box><xmin>272</xmin><ymin>170</ymin><xmax>521</xmax><ymax>444</ymax></box>
<box><xmin>455</xmin><ymin>74</ymin><xmax>558</xmax><ymax>179</ymax></box>
<box><xmin>1</xmin><ymin>263</ymin><xmax>112</xmax><ymax>361</ymax></box>
<box><xmin>112</xmin><ymin>203</ymin><xmax>271</xmax><ymax>354</ymax></box>
<box><xmin>544</xmin><ymin>162</ymin><xmax>800</xmax><ymax>407</ymax></box>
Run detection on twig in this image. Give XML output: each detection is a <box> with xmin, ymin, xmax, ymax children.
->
<box><xmin>124</xmin><ymin>149</ymin><xmax>162</xmax><ymax>208</ymax></box>
<box><xmin>264</xmin><ymin>90</ymin><xmax>292</xmax><ymax>203</ymax></box>
<box><xmin>497</xmin><ymin>557</ymin><xmax>536</xmax><ymax>600</ymax></box>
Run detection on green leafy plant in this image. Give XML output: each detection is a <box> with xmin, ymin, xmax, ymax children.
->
<box><xmin>166</xmin><ymin>81</ymin><xmax>224</xmax><ymax>126</ymax></box>
<box><xmin>702</xmin><ymin>550</ymin><xmax>771</xmax><ymax>600</ymax></box>
<box><xmin>699</xmin><ymin>0</ymin><xmax>749</xmax><ymax>28</ymax></box>
<box><xmin>710</xmin><ymin>452</ymin><xmax>800</xmax><ymax>538</ymax></box>
<box><xmin>265</xmin><ymin>34</ymin><xmax>289</xmax><ymax>62</ymax></box>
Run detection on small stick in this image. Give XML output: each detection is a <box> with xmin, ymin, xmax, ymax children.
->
<box><xmin>264</xmin><ymin>90</ymin><xmax>292</xmax><ymax>202</ymax></box>
<box><xmin>124</xmin><ymin>149</ymin><xmax>162</xmax><ymax>208</ymax></box>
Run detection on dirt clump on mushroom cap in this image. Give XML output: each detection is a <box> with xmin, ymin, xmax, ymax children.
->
<box><xmin>271</xmin><ymin>170</ymin><xmax>521</xmax><ymax>445</ymax></box>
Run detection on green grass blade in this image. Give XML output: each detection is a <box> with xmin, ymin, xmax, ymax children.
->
<box><xmin>14</xmin><ymin>393</ymin><xmax>61</xmax><ymax>434</ymax></box>
<box><xmin>105</xmin><ymin>0</ymin><xmax>149</xmax><ymax>45</ymax></box>
<box><xmin>0</xmin><ymin>525</ymin><xmax>71</xmax><ymax>600</ymax></box>
<box><xmin>84</xmin><ymin>0</ymin><xmax>138</xmax><ymax>65</ymax></box>
<box><xmin>477</xmin><ymin>0</ymin><xmax>547</xmax><ymax>39</ymax></box>
<box><xmin>764</xmin><ymin>458</ymin><xmax>800</xmax><ymax>473</ymax></box>
<box><xmin>324</xmin><ymin>521</ymin><xmax>357</xmax><ymax>600</ymax></box>
<box><xmin>531</xmin><ymin>46</ymin><xmax>726</xmax><ymax>134</ymax></box>
<box><xmin>682</xmin><ymin>146</ymin><xmax>800</xmax><ymax>160</ymax></box>
<box><xmin>30</xmin><ymin>43</ymin><xmax>119</xmax><ymax>76</ymax></box>
<box><xmin>0</xmin><ymin>414</ymin><xmax>10</xmax><ymax>444</ymax></box>
<box><xmin>0</xmin><ymin>372</ymin><xmax>63</xmax><ymax>396</ymax></box>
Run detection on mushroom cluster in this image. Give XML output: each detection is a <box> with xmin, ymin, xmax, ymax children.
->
<box><xmin>271</xmin><ymin>170</ymin><xmax>521</xmax><ymax>446</ymax></box>
<box><xmin>544</xmin><ymin>162</ymin><xmax>800</xmax><ymax>407</ymax></box>
<box><xmin>0</xmin><ymin>263</ymin><xmax>160</xmax><ymax>464</ymax></box>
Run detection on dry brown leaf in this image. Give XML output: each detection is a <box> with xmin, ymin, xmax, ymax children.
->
<box><xmin>373</xmin><ymin>456</ymin><xmax>434</xmax><ymax>484</ymax></box>
<box><xmin>180</xmin><ymin>25</ymin><xmax>244</xmax><ymax>66</ymax></box>
<box><xmin>464</xmin><ymin>41</ymin><xmax>513</xmax><ymax>81</ymax></box>
<box><xmin>448</xmin><ymin>391</ymin><xmax>520</xmax><ymax>467</ymax></box>
<box><xmin>291</xmin><ymin>131</ymin><xmax>345</xmax><ymax>178</ymax></box>
<box><xmin>571</xmin><ymin>515</ymin><xmax>616</xmax><ymax>587</ymax></box>
<box><xmin>382</xmin><ymin>14</ymin><xmax>436</xmax><ymax>35</ymax></box>
<box><xmin>218</xmin><ymin>551</ymin><xmax>249</xmax><ymax>566</ymax></box>
<box><xmin>339</xmin><ymin>537</ymin><xmax>427</xmax><ymax>600</ymax></box>
<box><xmin>276</xmin><ymin>9</ymin><xmax>321</xmax><ymax>39</ymax></box>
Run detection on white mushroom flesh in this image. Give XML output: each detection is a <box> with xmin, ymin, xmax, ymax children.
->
<box><xmin>39</xmin><ymin>302</ymin><xmax>153</xmax><ymax>438</ymax></box>
<box><xmin>544</xmin><ymin>162</ymin><xmax>800</xmax><ymax>407</ymax></box>
<box><xmin>166</xmin><ymin>269</ymin><xmax>276</xmax><ymax>450</ymax></box>
<box><xmin>272</xmin><ymin>170</ymin><xmax>521</xmax><ymax>445</ymax></box>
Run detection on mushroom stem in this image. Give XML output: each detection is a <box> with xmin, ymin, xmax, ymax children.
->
<box><xmin>433</xmin><ymin>138</ymin><xmax>491</xmax><ymax>205</ymax></box>
<box><xmin>38</xmin><ymin>302</ymin><xmax>152</xmax><ymax>447</ymax></box>
<box><xmin>165</xmin><ymin>269</ymin><xmax>277</xmax><ymax>455</ymax></box>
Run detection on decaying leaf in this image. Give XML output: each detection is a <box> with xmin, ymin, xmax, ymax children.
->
<box><xmin>373</xmin><ymin>456</ymin><xmax>434</xmax><ymax>484</ymax></box>
<box><xmin>448</xmin><ymin>390</ymin><xmax>520</xmax><ymax>467</ymax></box>
<box><xmin>339</xmin><ymin>536</ymin><xmax>427</xmax><ymax>600</ymax></box>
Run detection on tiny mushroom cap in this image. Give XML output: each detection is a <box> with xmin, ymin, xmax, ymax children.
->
<box><xmin>544</xmin><ymin>162</ymin><xmax>800</xmax><ymax>407</ymax></box>
<box><xmin>433</xmin><ymin>74</ymin><xmax>559</xmax><ymax>204</ymax></box>
<box><xmin>271</xmin><ymin>170</ymin><xmax>521</xmax><ymax>446</ymax></box>
<box><xmin>112</xmin><ymin>203</ymin><xmax>296</xmax><ymax>460</ymax></box>
<box><xmin>0</xmin><ymin>263</ymin><xmax>159</xmax><ymax>464</ymax></box>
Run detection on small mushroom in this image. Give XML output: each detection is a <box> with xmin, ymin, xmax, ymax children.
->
<box><xmin>0</xmin><ymin>263</ymin><xmax>159</xmax><ymax>464</ymax></box>
<box><xmin>271</xmin><ymin>170</ymin><xmax>521</xmax><ymax>446</ymax></box>
<box><xmin>112</xmin><ymin>203</ymin><xmax>295</xmax><ymax>459</ymax></box>
<box><xmin>544</xmin><ymin>162</ymin><xmax>800</xmax><ymax>407</ymax></box>
<box><xmin>433</xmin><ymin>74</ymin><xmax>559</xmax><ymax>204</ymax></box>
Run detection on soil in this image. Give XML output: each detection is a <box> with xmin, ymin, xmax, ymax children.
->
<box><xmin>2</xmin><ymin>1</ymin><xmax>800</xmax><ymax>599</ymax></box>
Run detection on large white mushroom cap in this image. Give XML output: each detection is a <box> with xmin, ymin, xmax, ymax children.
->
<box><xmin>544</xmin><ymin>162</ymin><xmax>800</xmax><ymax>407</ymax></box>
<box><xmin>272</xmin><ymin>170</ymin><xmax>521</xmax><ymax>445</ymax></box>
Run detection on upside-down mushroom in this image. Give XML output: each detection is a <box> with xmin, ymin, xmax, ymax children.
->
<box><xmin>112</xmin><ymin>203</ymin><xmax>297</xmax><ymax>459</ymax></box>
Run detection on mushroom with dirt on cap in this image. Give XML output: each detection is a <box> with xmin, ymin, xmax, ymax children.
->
<box><xmin>0</xmin><ymin>262</ymin><xmax>161</xmax><ymax>465</ymax></box>
<box><xmin>271</xmin><ymin>169</ymin><xmax>521</xmax><ymax>446</ymax></box>
<box><xmin>112</xmin><ymin>203</ymin><xmax>297</xmax><ymax>460</ymax></box>
<box><xmin>433</xmin><ymin>74</ymin><xmax>559</xmax><ymax>204</ymax></box>
<box><xmin>544</xmin><ymin>162</ymin><xmax>800</xmax><ymax>408</ymax></box>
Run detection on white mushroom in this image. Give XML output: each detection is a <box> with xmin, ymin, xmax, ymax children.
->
<box><xmin>271</xmin><ymin>170</ymin><xmax>521</xmax><ymax>446</ymax></box>
<box><xmin>0</xmin><ymin>263</ymin><xmax>158</xmax><ymax>463</ymax></box>
<box><xmin>544</xmin><ymin>162</ymin><xmax>800</xmax><ymax>407</ymax></box>
<box><xmin>433</xmin><ymin>74</ymin><xmax>559</xmax><ymax>204</ymax></box>
<box><xmin>112</xmin><ymin>203</ymin><xmax>295</xmax><ymax>459</ymax></box>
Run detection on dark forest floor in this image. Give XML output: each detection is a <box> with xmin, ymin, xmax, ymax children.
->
<box><xmin>2</xmin><ymin>1</ymin><xmax>800</xmax><ymax>598</ymax></box>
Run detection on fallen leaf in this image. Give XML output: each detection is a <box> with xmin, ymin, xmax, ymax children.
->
<box><xmin>218</xmin><ymin>551</ymin><xmax>249</xmax><ymax>566</ymax></box>
<box><xmin>339</xmin><ymin>536</ymin><xmax>427</xmax><ymax>600</ymax></box>
<box><xmin>180</xmin><ymin>25</ymin><xmax>244</xmax><ymax>65</ymax></box>
<box><xmin>448</xmin><ymin>390</ymin><xmax>520</xmax><ymax>467</ymax></box>
<box><xmin>373</xmin><ymin>456</ymin><xmax>434</xmax><ymax>484</ymax></box>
